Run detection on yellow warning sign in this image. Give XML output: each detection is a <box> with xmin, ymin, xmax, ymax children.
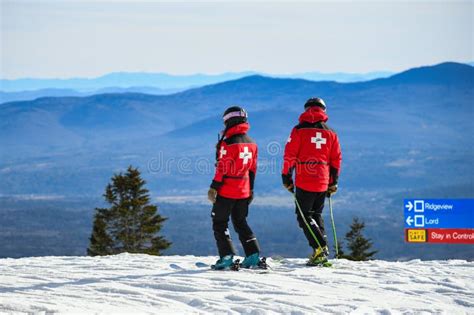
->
<box><xmin>406</xmin><ymin>229</ymin><xmax>427</xmax><ymax>242</ymax></box>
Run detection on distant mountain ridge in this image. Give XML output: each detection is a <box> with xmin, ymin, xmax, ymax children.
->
<box><xmin>0</xmin><ymin>70</ymin><xmax>393</xmax><ymax>104</ymax></box>
<box><xmin>0</xmin><ymin>71</ymin><xmax>256</xmax><ymax>92</ymax></box>
<box><xmin>0</xmin><ymin>86</ymin><xmax>184</xmax><ymax>104</ymax></box>
<box><xmin>3</xmin><ymin>61</ymin><xmax>471</xmax><ymax>103</ymax></box>
<box><xmin>3</xmin><ymin>60</ymin><xmax>471</xmax><ymax>94</ymax></box>
<box><xmin>0</xmin><ymin>70</ymin><xmax>392</xmax><ymax>92</ymax></box>
<box><xmin>376</xmin><ymin>62</ymin><xmax>474</xmax><ymax>86</ymax></box>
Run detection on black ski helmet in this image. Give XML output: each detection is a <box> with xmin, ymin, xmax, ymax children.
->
<box><xmin>223</xmin><ymin>106</ymin><xmax>248</xmax><ymax>127</ymax></box>
<box><xmin>304</xmin><ymin>97</ymin><xmax>326</xmax><ymax>111</ymax></box>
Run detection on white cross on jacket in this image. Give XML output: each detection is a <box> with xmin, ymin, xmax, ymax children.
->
<box><xmin>239</xmin><ymin>146</ymin><xmax>252</xmax><ymax>164</ymax></box>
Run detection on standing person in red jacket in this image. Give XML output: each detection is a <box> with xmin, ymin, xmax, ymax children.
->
<box><xmin>207</xmin><ymin>106</ymin><xmax>261</xmax><ymax>270</ymax></box>
<box><xmin>282</xmin><ymin>97</ymin><xmax>342</xmax><ymax>265</ymax></box>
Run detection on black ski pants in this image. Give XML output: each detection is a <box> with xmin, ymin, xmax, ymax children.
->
<box><xmin>212</xmin><ymin>195</ymin><xmax>260</xmax><ymax>257</ymax></box>
<box><xmin>295</xmin><ymin>187</ymin><xmax>328</xmax><ymax>249</ymax></box>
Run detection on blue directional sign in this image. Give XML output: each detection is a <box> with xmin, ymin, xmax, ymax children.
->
<box><xmin>404</xmin><ymin>199</ymin><xmax>474</xmax><ymax>229</ymax></box>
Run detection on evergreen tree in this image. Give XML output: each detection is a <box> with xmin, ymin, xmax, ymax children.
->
<box><xmin>344</xmin><ymin>217</ymin><xmax>377</xmax><ymax>261</ymax></box>
<box><xmin>87</xmin><ymin>166</ymin><xmax>171</xmax><ymax>256</ymax></box>
<box><xmin>87</xmin><ymin>208</ymin><xmax>114</xmax><ymax>256</ymax></box>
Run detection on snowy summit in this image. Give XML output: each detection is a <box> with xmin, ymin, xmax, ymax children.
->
<box><xmin>0</xmin><ymin>253</ymin><xmax>473</xmax><ymax>314</ymax></box>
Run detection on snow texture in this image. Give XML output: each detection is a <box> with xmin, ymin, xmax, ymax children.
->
<box><xmin>0</xmin><ymin>253</ymin><xmax>473</xmax><ymax>314</ymax></box>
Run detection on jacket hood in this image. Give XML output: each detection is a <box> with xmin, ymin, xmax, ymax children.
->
<box><xmin>298</xmin><ymin>106</ymin><xmax>328</xmax><ymax>124</ymax></box>
<box><xmin>224</xmin><ymin>122</ymin><xmax>250</xmax><ymax>138</ymax></box>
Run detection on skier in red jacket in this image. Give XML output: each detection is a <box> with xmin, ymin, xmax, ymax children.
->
<box><xmin>282</xmin><ymin>97</ymin><xmax>342</xmax><ymax>265</ymax></box>
<box><xmin>208</xmin><ymin>106</ymin><xmax>261</xmax><ymax>270</ymax></box>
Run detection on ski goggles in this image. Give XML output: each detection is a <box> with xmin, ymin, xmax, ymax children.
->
<box><xmin>223</xmin><ymin>109</ymin><xmax>248</xmax><ymax>123</ymax></box>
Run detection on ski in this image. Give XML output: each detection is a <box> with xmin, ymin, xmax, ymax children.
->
<box><xmin>238</xmin><ymin>257</ymin><xmax>269</xmax><ymax>272</ymax></box>
<box><xmin>208</xmin><ymin>259</ymin><xmax>240</xmax><ymax>271</ymax></box>
<box><xmin>169</xmin><ymin>263</ymin><xmax>186</xmax><ymax>270</ymax></box>
<box><xmin>195</xmin><ymin>262</ymin><xmax>209</xmax><ymax>268</ymax></box>
<box><xmin>306</xmin><ymin>260</ymin><xmax>333</xmax><ymax>268</ymax></box>
<box><xmin>197</xmin><ymin>257</ymin><xmax>270</xmax><ymax>272</ymax></box>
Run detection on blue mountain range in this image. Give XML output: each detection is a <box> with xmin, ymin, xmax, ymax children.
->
<box><xmin>0</xmin><ymin>70</ymin><xmax>395</xmax><ymax>103</ymax></box>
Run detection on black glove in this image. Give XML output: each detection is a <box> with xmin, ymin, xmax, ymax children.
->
<box><xmin>282</xmin><ymin>174</ymin><xmax>295</xmax><ymax>193</ymax></box>
<box><xmin>248</xmin><ymin>191</ymin><xmax>254</xmax><ymax>205</ymax></box>
<box><xmin>327</xmin><ymin>184</ymin><xmax>338</xmax><ymax>196</ymax></box>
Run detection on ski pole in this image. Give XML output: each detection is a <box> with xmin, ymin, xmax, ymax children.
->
<box><xmin>328</xmin><ymin>194</ymin><xmax>339</xmax><ymax>258</ymax></box>
<box><xmin>292</xmin><ymin>192</ymin><xmax>324</xmax><ymax>251</ymax></box>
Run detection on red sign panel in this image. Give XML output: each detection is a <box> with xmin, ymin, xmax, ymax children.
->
<box><xmin>405</xmin><ymin>228</ymin><xmax>474</xmax><ymax>244</ymax></box>
<box><xmin>426</xmin><ymin>229</ymin><xmax>474</xmax><ymax>244</ymax></box>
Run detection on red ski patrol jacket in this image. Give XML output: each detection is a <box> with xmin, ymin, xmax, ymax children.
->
<box><xmin>282</xmin><ymin>106</ymin><xmax>342</xmax><ymax>192</ymax></box>
<box><xmin>211</xmin><ymin>122</ymin><xmax>258</xmax><ymax>199</ymax></box>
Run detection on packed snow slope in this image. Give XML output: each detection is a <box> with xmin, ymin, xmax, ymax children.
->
<box><xmin>0</xmin><ymin>254</ymin><xmax>473</xmax><ymax>314</ymax></box>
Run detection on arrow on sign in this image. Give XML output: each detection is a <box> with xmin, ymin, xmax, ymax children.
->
<box><xmin>406</xmin><ymin>216</ymin><xmax>414</xmax><ymax>226</ymax></box>
<box><xmin>405</xmin><ymin>201</ymin><xmax>413</xmax><ymax>211</ymax></box>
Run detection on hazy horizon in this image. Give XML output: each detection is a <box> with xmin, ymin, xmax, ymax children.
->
<box><xmin>2</xmin><ymin>68</ymin><xmax>393</xmax><ymax>81</ymax></box>
<box><xmin>2</xmin><ymin>60</ymin><xmax>472</xmax><ymax>81</ymax></box>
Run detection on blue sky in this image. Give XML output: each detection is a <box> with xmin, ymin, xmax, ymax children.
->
<box><xmin>1</xmin><ymin>0</ymin><xmax>473</xmax><ymax>79</ymax></box>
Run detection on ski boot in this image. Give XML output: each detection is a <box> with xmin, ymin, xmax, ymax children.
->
<box><xmin>241</xmin><ymin>253</ymin><xmax>260</xmax><ymax>268</ymax></box>
<box><xmin>307</xmin><ymin>246</ymin><xmax>332</xmax><ymax>267</ymax></box>
<box><xmin>240</xmin><ymin>253</ymin><xmax>269</xmax><ymax>270</ymax></box>
<box><xmin>211</xmin><ymin>255</ymin><xmax>238</xmax><ymax>270</ymax></box>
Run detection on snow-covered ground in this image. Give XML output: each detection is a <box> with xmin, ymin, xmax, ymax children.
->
<box><xmin>0</xmin><ymin>254</ymin><xmax>472</xmax><ymax>314</ymax></box>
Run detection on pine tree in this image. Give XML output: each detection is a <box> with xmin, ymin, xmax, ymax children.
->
<box><xmin>87</xmin><ymin>166</ymin><xmax>171</xmax><ymax>256</ymax></box>
<box><xmin>344</xmin><ymin>217</ymin><xmax>377</xmax><ymax>261</ymax></box>
<box><xmin>87</xmin><ymin>208</ymin><xmax>114</xmax><ymax>256</ymax></box>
